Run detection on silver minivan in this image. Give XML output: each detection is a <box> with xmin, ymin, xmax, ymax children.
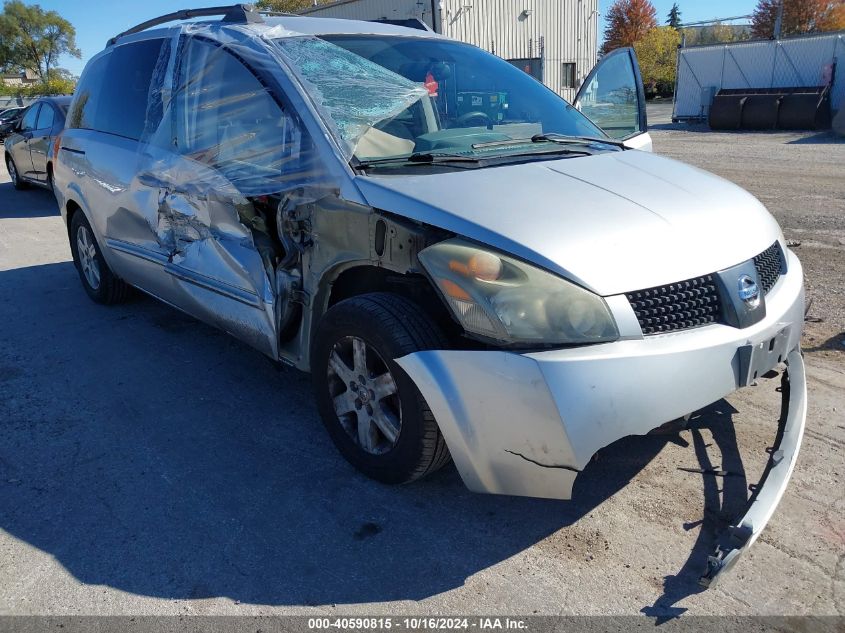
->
<box><xmin>53</xmin><ymin>6</ymin><xmax>806</xmax><ymax>585</ymax></box>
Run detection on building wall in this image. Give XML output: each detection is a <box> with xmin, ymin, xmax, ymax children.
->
<box><xmin>301</xmin><ymin>0</ymin><xmax>437</xmax><ymax>28</ymax></box>
<box><xmin>438</xmin><ymin>0</ymin><xmax>598</xmax><ymax>102</ymax></box>
<box><xmin>302</xmin><ymin>0</ymin><xmax>599</xmax><ymax>102</ymax></box>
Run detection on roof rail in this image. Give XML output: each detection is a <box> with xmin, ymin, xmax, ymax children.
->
<box><xmin>107</xmin><ymin>4</ymin><xmax>263</xmax><ymax>46</ymax></box>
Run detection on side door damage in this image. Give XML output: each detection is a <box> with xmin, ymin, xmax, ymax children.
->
<box><xmin>118</xmin><ymin>24</ymin><xmax>434</xmax><ymax>363</ymax></box>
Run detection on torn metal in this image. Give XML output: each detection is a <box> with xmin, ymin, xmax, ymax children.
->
<box><xmin>88</xmin><ymin>21</ymin><xmax>426</xmax><ymax>362</ymax></box>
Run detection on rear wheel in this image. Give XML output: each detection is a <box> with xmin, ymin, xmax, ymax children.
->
<box><xmin>69</xmin><ymin>211</ymin><xmax>131</xmax><ymax>304</ymax></box>
<box><xmin>312</xmin><ymin>293</ymin><xmax>451</xmax><ymax>484</ymax></box>
<box><xmin>6</xmin><ymin>155</ymin><xmax>27</xmax><ymax>190</ymax></box>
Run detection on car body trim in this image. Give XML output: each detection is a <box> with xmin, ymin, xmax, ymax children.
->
<box><xmin>163</xmin><ymin>264</ymin><xmax>265</xmax><ymax>309</ymax></box>
<box><xmin>107</xmin><ymin>238</ymin><xmax>169</xmax><ymax>265</ymax></box>
<box><xmin>700</xmin><ymin>348</ymin><xmax>807</xmax><ymax>586</ymax></box>
<box><xmin>107</xmin><ymin>238</ymin><xmax>265</xmax><ymax>309</ymax></box>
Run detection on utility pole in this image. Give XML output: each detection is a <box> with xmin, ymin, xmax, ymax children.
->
<box><xmin>773</xmin><ymin>0</ymin><xmax>784</xmax><ymax>39</ymax></box>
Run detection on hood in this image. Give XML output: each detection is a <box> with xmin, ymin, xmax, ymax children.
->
<box><xmin>354</xmin><ymin>150</ymin><xmax>783</xmax><ymax>296</ymax></box>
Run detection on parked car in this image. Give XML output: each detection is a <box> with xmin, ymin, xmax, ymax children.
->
<box><xmin>53</xmin><ymin>6</ymin><xmax>806</xmax><ymax>586</ymax></box>
<box><xmin>0</xmin><ymin>106</ymin><xmax>25</xmax><ymax>142</ymax></box>
<box><xmin>3</xmin><ymin>96</ymin><xmax>71</xmax><ymax>190</ymax></box>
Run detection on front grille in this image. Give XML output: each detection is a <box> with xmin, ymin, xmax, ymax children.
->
<box><xmin>627</xmin><ymin>243</ymin><xmax>786</xmax><ymax>336</ymax></box>
<box><xmin>753</xmin><ymin>242</ymin><xmax>784</xmax><ymax>295</ymax></box>
<box><xmin>626</xmin><ymin>275</ymin><xmax>723</xmax><ymax>335</ymax></box>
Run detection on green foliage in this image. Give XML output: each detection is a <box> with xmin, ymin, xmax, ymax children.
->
<box><xmin>666</xmin><ymin>3</ymin><xmax>682</xmax><ymax>29</ymax></box>
<box><xmin>0</xmin><ymin>1</ymin><xmax>80</xmax><ymax>79</ymax></box>
<box><xmin>634</xmin><ymin>26</ymin><xmax>681</xmax><ymax>94</ymax></box>
<box><xmin>0</xmin><ymin>75</ymin><xmax>75</xmax><ymax>97</ymax></box>
<box><xmin>681</xmin><ymin>23</ymin><xmax>751</xmax><ymax>46</ymax></box>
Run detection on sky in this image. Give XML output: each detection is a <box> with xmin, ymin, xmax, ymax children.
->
<box><xmin>35</xmin><ymin>0</ymin><xmax>758</xmax><ymax>77</ymax></box>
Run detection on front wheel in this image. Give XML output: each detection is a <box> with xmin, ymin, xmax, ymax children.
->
<box><xmin>312</xmin><ymin>293</ymin><xmax>451</xmax><ymax>484</ymax></box>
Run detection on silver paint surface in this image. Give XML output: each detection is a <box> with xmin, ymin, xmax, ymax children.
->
<box><xmin>396</xmin><ymin>249</ymin><xmax>805</xmax><ymax>500</ymax></box>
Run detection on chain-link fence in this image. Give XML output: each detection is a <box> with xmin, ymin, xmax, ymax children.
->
<box><xmin>672</xmin><ymin>30</ymin><xmax>844</xmax><ymax>121</ymax></box>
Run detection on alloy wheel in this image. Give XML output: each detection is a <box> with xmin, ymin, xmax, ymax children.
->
<box><xmin>76</xmin><ymin>225</ymin><xmax>101</xmax><ymax>290</ymax></box>
<box><xmin>326</xmin><ymin>336</ymin><xmax>402</xmax><ymax>455</ymax></box>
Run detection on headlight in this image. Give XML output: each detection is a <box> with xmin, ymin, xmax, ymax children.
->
<box><xmin>419</xmin><ymin>239</ymin><xmax>618</xmax><ymax>345</ymax></box>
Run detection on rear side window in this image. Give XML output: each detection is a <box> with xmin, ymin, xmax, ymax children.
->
<box><xmin>20</xmin><ymin>105</ymin><xmax>40</xmax><ymax>131</ymax></box>
<box><xmin>36</xmin><ymin>104</ymin><xmax>55</xmax><ymax>130</ymax></box>
<box><xmin>68</xmin><ymin>38</ymin><xmax>169</xmax><ymax>140</ymax></box>
<box><xmin>67</xmin><ymin>54</ymin><xmax>108</xmax><ymax>130</ymax></box>
<box><xmin>99</xmin><ymin>39</ymin><xmax>169</xmax><ymax>140</ymax></box>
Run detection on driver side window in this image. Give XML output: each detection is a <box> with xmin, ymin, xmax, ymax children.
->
<box><xmin>576</xmin><ymin>50</ymin><xmax>644</xmax><ymax>140</ymax></box>
<box><xmin>172</xmin><ymin>37</ymin><xmax>308</xmax><ymax>196</ymax></box>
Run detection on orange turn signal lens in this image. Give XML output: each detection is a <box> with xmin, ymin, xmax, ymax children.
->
<box><xmin>440</xmin><ymin>278</ymin><xmax>471</xmax><ymax>301</ymax></box>
<box><xmin>448</xmin><ymin>260</ymin><xmax>469</xmax><ymax>275</ymax></box>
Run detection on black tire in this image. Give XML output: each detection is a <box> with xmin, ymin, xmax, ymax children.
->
<box><xmin>6</xmin><ymin>155</ymin><xmax>28</xmax><ymax>190</ymax></box>
<box><xmin>312</xmin><ymin>292</ymin><xmax>451</xmax><ymax>484</ymax></box>
<box><xmin>47</xmin><ymin>164</ymin><xmax>56</xmax><ymax>200</ymax></box>
<box><xmin>69</xmin><ymin>211</ymin><xmax>132</xmax><ymax>304</ymax></box>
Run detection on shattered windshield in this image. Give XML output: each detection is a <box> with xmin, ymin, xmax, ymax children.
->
<box><xmin>272</xmin><ymin>35</ymin><xmax>607</xmax><ymax>166</ymax></box>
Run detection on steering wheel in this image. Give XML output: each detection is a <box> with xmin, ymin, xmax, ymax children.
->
<box><xmin>456</xmin><ymin>111</ymin><xmax>491</xmax><ymax>128</ymax></box>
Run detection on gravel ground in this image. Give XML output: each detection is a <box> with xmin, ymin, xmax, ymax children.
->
<box><xmin>648</xmin><ymin>102</ymin><xmax>845</xmax><ymax>360</ymax></box>
<box><xmin>0</xmin><ymin>118</ymin><xmax>843</xmax><ymax>618</ymax></box>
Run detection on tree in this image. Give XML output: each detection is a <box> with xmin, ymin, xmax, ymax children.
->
<box><xmin>666</xmin><ymin>3</ymin><xmax>682</xmax><ymax>29</ymax></box>
<box><xmin>0</xmin><ymin>1</ymin><xmax>80</xmax><ymax>80</ymax></box>
<box><xmin>634</xmin><ymin>26</ymin><xmax>681</xmax><ymax>94</ymax></box>
<box><xmin>0</xmin><ymin>75</ymin><xmax>75</xmax><ymax>97</ymax></box>
<box><xmin>602</xmin><ymin>0</ymin><xmax>658</xmax><ymax>54</ymax></box>
<box><xmin>751</xmin><ymin>0</ymin><xmax>845</xmax><ymax>39</ymax></box>
<box><xmin>255</xmin><ymin>0</ymin><xmax>329</xmax><ymax>12</ymax></box>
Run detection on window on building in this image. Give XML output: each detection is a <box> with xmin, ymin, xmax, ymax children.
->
<box><xmin>506</xmin><ymin>58</ymin><xmax>542</xmax><ymax>82</ymax></box>
<box><xmin>562</xmin><ymin>63</ymin><xmax>576</xmax><ymax>90</ymax></box>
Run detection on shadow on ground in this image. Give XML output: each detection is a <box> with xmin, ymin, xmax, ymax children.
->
<box><xmin>803</xmin><ymin>331</ymin><xmax>845</xmax><ymax>353</ymax></box>
<box><xmin>0</xmin><ymin>180</ymin><xmax>58</xmax><ymax>218</ymax></box>
<box><xmin>0</xmin><ymin>261</ymin><xmax>749</xmax><ymax>609</ymax></box>
<box><xmin>786</xmin><ymin>131</ymin><xmax>844</xmax><ymax>145</ymax></box>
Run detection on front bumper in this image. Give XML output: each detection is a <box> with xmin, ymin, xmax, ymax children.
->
<box><xmin>396</xmin><ymin>250</ymin><xmax>806</xmax><ymax>584</ymax></box>
<box><xmin>700</xmin><ymin>348</ymin><xmax>806</xmax><ymax>586</ymax></box>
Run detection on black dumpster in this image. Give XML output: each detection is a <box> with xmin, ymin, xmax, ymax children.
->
<box><xmin>709</xmin><ymin>86</ymin><xmax>831</xmax><ymax>131</ymax></box>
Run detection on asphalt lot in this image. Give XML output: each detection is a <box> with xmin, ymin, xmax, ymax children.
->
<box><xmin>1</xmin><ymin>112</ymin><xmax>843</xmax><ymax>617</ymax></box>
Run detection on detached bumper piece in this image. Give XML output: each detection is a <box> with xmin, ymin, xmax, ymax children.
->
<box><xmin>699</xmin><ymin>348</ymin><xmax>807</xmax><ymax>587</ymax></box>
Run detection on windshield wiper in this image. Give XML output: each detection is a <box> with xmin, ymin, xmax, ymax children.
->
<box><xmin>531</xmin><ymin>133</ymin><xmax>628</xmax><ymax>149</ymax></box>
<box><xmin>472</xmin><ymin>133</ymin><xmax>626</xmax><ymax>150</ymax></box>
<box><xmin>496</xmin><ymin>146</ymin><xmax>592</xmax><ymax>159</ymax></box>
<box><xmin>355</xmin><ymin>152</ymin><xmax>481</xmax><ymax>169</ymax></box>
